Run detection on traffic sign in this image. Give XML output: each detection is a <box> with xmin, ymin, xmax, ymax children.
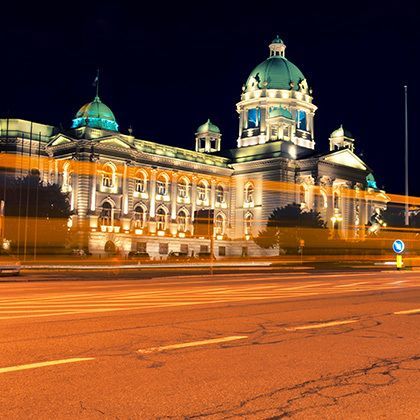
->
<box><xmin>392</xmin><ymin>239</ymin><xmax>405</xmax><ymax>254</ymax></box>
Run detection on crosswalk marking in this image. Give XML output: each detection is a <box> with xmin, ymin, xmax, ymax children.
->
<box><xmin>0</xmin><ymin>274</ymin><xmax>418</xmax><ymax>321</ymax></box>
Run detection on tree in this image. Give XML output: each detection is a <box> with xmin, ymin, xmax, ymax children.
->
<box><xmin>0</xmin><ymin>171</ymin><xmax>71</xmax><ymax>254</ymax></box>
<box><xmin>254</xmin><ymin>203</ymin><xmax>326</xmax><ymax>255</ymax></box>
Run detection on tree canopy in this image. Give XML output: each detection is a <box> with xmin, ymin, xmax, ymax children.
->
<box><xmin>254</xmin><ymin>203</ymin><xmax>326</xmax><ymax>255</ymax></box>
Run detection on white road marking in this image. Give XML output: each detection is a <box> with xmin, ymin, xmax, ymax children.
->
<box><xmin>137</xmin><ymin>335</ymin><xmax>248</xmax><ymax>354</ymax></box>
<box><xmin>0</xmin><ymin>357</ymin><xmax>95</xmax><ymax>374</ymax></box>
<box><xmin>394</xmin><ymin>308</ymin><xmax>420</xmax><ymax>315</ymax></box>
<box><xmin>335</xmin><ymin>282</ymin><xmax>366</xmax><ymax>288</ymax></box>
<box><xmin>285</xmin><ymin>319</ymin><xmax>358</xmax><ymax>331</ymax></box>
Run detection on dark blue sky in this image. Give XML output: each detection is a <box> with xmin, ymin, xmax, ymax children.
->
<box><xmin>1</xmin><ymin>1</ymin><xmax>419</xmax><ymax>195</ymax></box>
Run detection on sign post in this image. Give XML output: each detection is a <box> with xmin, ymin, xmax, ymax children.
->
<box><xmin>392</xmin><ymin>239</ymin><xmax>405</xmax><ymax>270</ymax></box>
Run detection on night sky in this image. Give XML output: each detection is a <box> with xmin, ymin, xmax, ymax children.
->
<box><xmin>1</xmin><ymin>1</ymin><xmax>419</xmax><ymax>195</ymax></box>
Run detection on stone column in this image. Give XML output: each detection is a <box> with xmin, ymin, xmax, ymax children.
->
<box><xmin>191</xmin><ymin>175</ymin><xmax>198</xmax><ymax>220</ymax></box>
<box><xmin>148</xmin><ymin>168</ymin><xmax>157</xmax><ymax>234</ymax></box>
<box><xmin>210</xmin><ymin>179</ymin><xmax>216</xmax><ymax>209</ymax></box>
<box><xmin>170</xmin><ymin>172</ymin><xmax>178</xmax><ymax>235</ymax></box>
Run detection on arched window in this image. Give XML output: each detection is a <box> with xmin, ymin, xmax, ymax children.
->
<box><xmin>133</xmin><ymin>205</ymin><xmax>147</xmax><ymax>229</ymax></box>
<box><xmin>320</xmin><ymin>190</ymin><xmax>328</xmax><ymax>209</ymax></box>
<box><xmin>156</xmin><ymin>207</ymin><xmax>167</xmax><ymax>231</ymax></box>
<box><xmin>296</xmin><ymin>110</ymin><xmax>307</xmax><ymax>131</ymax></box>
<box><xmin>177</xmin><ymin>209</ymin><xmax>188</xmax><ymax>232</ymax></box>
<box><xmin>100</xmin><ymin>202</ymin><xmax>113</xmax><ymax>226</ymax></box>
<box><xmin>62</xmin><ymin>162</ymin><xmax>72</xmax><ymax>191</ymax></box>
<box><xmin>156</xmin><ymin>174</ymin><xmax>169</xmax><ymax>196</ymax></box>
<box><xmin>197</xmin><ymin>180</ymin><xmax>208</xmax><ymax>202</ymax></box>
<box><xmin>244</xmin><ymin>183</ymin><xmax>254</xmax><ymax>204</ymax></box>
<box><xmin>216</xmin><ymin>184</ymin><xmax>225</xmax><ymax>204</ymax></box>
<box><xmin>215</xmin><ymin>213</ymin><xmax>226</xmax><ymax>235</ymax></box>
<box><xmin>178</xmin><ymin>177</ymin><xmax>190</xmax><ymax>199</ymax></box>
<box><xmin>102</xmin><ymin>163</ymin><xmax>115</xmax><ymax>188</ymax></box>
<box><xmin>300</xmin><ymin>185</ymin><xmax>306</xmax><ymax>205</ymax></box>
<box><xmin>244</xmin><ymin>213</ymin><xmax>253</xmax><ymax>236</ymax></box>
<box><xmin>334</xmin><ymin>191</ymin><xmax>340</xmax><ymax>209</ymax></box>
<box><xmin>134</xmin><ymin>170</ymin><xmax>147</xmax><ymax>193</ymax></box>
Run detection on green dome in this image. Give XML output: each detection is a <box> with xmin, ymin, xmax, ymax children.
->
<box><xmin>72</xmin><ymin>96</ymin><xmax>119</xmax><ymax>132</ymax></box>
<box><xmin>245</xmin><ymin>56</ymin><xmax>306</xmax><ymax>92</ymax></box>
<box><xmin>271</xmin><ymin>35</ymin><xmax>284</xmax><ymax>44</ymax></box>
<box><xmin>196</xmin><ymin>119</ymin><xmax>220</xmax><ymax>134</ymax></box>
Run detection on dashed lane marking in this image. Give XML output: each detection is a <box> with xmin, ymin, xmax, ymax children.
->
<box><xmin>285</xmin><ymin>319</ymin><xmax>358</xmax><ymax>331</ymax></box>
<box><xmin>0</xmin><ymin>357</ymin><xmax>95</xmax><ymax>374</ymax></box>
<box><xmin>137</xmin><ymin>335</ymin><xmax>248</xmax><ymax>354</ymax></box>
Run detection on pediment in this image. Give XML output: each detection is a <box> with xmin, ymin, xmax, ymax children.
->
<box><xmin>321</xmin><ymin>149</ymin><xmax>367</xmax><ymax>171</ymax></box>
<box><xmin>97</xmin><ymin>137</ymin><xmax>132</xmax><ymax>149</ymax></box>
<box><xmin>47</xmin><ymin>134</ymin><xmax>74</xmax><ymax>147</ymax></box>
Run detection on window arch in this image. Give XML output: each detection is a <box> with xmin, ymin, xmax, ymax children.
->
<box><xmin>177</xmin><ymin>208</ymin><xmax>189</xmax><ymax>232</ymax></box>
<box><xmin>197</xmin><ymin>180</ymin><xmax>208</xmax><ymax>202</ymax></box>
<box><xmin>216</xmin><ymin>184</ymin><xmax>225</xmax><ymax>204</ymax></box>
<box><xmin>62</xmin><ymin>161</ymin><xmax>72</xmax><ymax>191</ymax></box>
<box><xmin>102</xmin><ymin>163</ymin><xmax>116</xmax><ymax>188</ymax></box>
<box><xmin>99</xmin><ymin>201</ymin><xmax>113</xmax><ymax>226</ymax></box>
<box><xmin>244</xmin><ymin>212</ymin><xmax>253</xmax><ymax>236</ymax></box>
<box><xmin>156</xmin><ymin>173</ymin><xmax>169</xmax><ymax>196</ymax></box>
<box><xmin>156</xmin><ymin>206</ymin><xmax>168</xmax><ymax>231</ymax></box>
<box><xmin>134</xmin><ymin>169</ymin><xmax>148</xmax><ymax>194</ymax></box>
<box><xmin>132</xmin><ymin>204</ymin><xmax>147</xmax><ymax>229</ymax></box>
<box><xmin>178</xmin><ymin>177</ymin><xmax>190</xmax><ymax>199</ymax></box>
<box><xmin>215</xmin><ymin>212</ymin><xmax>226</xmax><ymax>235</ymax></box>
<box><xmin>244</xmin><ymin>182</ymin><xmax>254</xmax><ymax>204</ymax></box>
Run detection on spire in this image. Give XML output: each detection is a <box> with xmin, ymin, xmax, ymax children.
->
<box><xmin>93</xmin><ymin>68</ymin><xmax>100</xmax><ymax>99</ymax></box>
<box><xmin>269</xmin><ymin>35</ymin><xmax>286</xmax><ymax>58</ymax></box>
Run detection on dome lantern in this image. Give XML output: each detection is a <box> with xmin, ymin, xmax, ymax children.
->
<box><xmin>269</xmin><ymin>35</ymin><xmax>286</xmax><ymax>58</ymax></box>
<box><xmin>195</xmin><ymin>119</ymin><xmax>222</xmax><ymax>153</ymax></box>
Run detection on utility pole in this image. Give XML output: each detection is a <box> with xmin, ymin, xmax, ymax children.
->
<box><xmin>404</xmin><ymin>85</ymin><xmax>409</xmax><ymax>226</ymax></box>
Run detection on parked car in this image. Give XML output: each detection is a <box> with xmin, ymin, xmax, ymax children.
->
<box><xmin>167</xmin><ymin>251</ymin><xmax>191</xmax><ymax>262</ymax></box>
<box><xmin>0</xmin><ymin>251</ymin><xmax>21</xmax><ymax>276</ymax></box>
<box><xmin>128</xmin><ymin>251</ymin><xmax>150</xmax><ymax>262</ymax></box>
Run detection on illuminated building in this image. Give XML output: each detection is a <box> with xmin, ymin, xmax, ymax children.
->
<box><xmin>0</xmin><ymin>36</ymin><xmax>388</xmax><ymax>257</ymax></box>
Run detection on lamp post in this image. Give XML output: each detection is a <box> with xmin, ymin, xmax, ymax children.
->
<box><xmin>404</xmin><ymin>85</ymin><xmax>409</xmax><ymax>226</ymax></box>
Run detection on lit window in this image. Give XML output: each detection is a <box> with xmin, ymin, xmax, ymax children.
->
<box><xmin>156</xmin><ymin>175</ymin><xmax>168</xmax><ymax>196</ymax></box>
<box><xmin>215</xmin><ymin>214</ymin><xmax>225</xmax><ymax>235</ymax></box>
<box><xmin>156</xmin><ymin>208</ymin><xmax>167</xmax><ymax>231</ymax></box>
<box><xmin>244</xmin><ymin>213</ymin><xmax>253</xmax><ymax>235</ymax></box>
<box><xmin>296</xmin><ymin>110</ymin><xmax>307</xmax><ymax>131</ymax></box>
<box><xmin>216</xmin><ymin>185</ymin><xmax>224</xmax><ymax>204</ymax></box>
<box><xmin>100</xmin><ymin>202</ymin><xmax>113</xmax><ymax>226</ymax></box>
<box><xmin>133</xmin><ymin>206</ymin><xmax>146</xmax><ymax>229</ymax></box>
<box><xmin>102</xmin><ymin>164</ymin><xmax>115</xmax><ymax>188</ymax></box>
<box><xmin>247</xmin><ymin>108</ymin><xmax>260</xmax><ymax>128</ymax></box>
<box><xmin>135</xmin><ymin>171</ymin><xmax>147</xmax><ymax>193</ymax></box>
<box><xmin>177</xmin><ymin>210</ymin><xmax>188</xmax><ymax>232</ymax></box>
<box><xmin>178</xmin><ymin>178</ymin><xmax>189</xmax><ymax>199</ymax></box>
<box><xmin>244</xmin><ymin>183</ymin><xmax>254</xmax><ymax>204</ymax></box>
<box><xmin>334</xmin><ymin>192</ymin><xmax>340</xmax><ymax>209</ymax></box>
<box><xmin>197</xmin><ymin>182</ymin><xmax>207</xmax><ymax>202</ymax></box>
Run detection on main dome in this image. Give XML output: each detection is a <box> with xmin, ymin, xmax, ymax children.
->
<box><xmin>244</xmin><ymin>37</ymin><xmax>307</xmax><ymax>92</ymax></box>
<box><xmin>72</xmin><ymin>96</ymin><xmax>119</xmax><ymax>132</ymax></box>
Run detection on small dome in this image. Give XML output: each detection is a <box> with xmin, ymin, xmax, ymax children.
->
<box><xmin>72</xmin><ymin>96</ymin><xmax>119</xmax><ymax>132</ymax></box>
<box><xmin>196</xmin><ymin>119</ymin><xmax>220</xmax><ymax>134</ymax></box>
<box><xmin>271</xmin><ymin>35</ymin><xmax>284</xmax><ymax>44</ymax></box>
<box><xmin>331</xmin><ymin>124</ymin><xmax>353</xmax><ymax>139</ymax></box>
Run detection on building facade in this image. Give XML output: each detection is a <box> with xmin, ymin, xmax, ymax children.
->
<box><xmin>0</xmin><ymin>37</ymin><xmax>388</xmax><ymax>258</ymax></box>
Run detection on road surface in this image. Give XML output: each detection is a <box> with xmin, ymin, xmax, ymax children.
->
<box><xmin>0</xmin><ymin>268</ymin><xmax>419</xmax><ymax>419</ymax></box>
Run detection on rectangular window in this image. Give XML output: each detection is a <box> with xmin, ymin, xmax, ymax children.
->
<box><xmin>247</xmin><ymin>108</ymin><xmax>260</xmax><ymax>128</ymax></box>
<box><xmin>241</xmin><ymin>246</ymin><xmax>248</xmax><ymax>257</ymax></box>
<box><xmin>136</xmin><ymin>242</ymin><xmax>147</xmax><ymax>252</ymax></box>
<box><xmin>218</xmin><ymin>246</ymin><xmax>226</xmax><ymax>256</ymax></box>
<box><xmin>180</xmin><ymin>244</ymin><xmax>188</xmax><ymax>254</ymax></box>
<box><xmin>200</xmin><ymin>245</ymin><xmax>209</xmax><ymax>253</ymax></box>
<box><xmin>296</xmin><ymin>110</ymin><xmax>307</xmax><ymax>131</ymax></box>
<box><xmin>159</xmin><ymin>243</ymin><xmax>169</xmax><ymax>255</ymax></box>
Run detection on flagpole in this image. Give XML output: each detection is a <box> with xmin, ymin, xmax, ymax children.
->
<box><xmin>404</xmin><ymin>85</ymin><xmax>409</xmax><ymax>226</ymax></box>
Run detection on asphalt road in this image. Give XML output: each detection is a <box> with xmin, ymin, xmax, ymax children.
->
<box><xmin>0</xmin><ymin>269</ymin><xmax>419</xmax><ymax>419</ymax></box>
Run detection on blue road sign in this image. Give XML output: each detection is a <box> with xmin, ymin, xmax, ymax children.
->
<box><xmin>392</xmin><ymin>239</ymin><xmax>405</xmax><ymax>254</ymax></box>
